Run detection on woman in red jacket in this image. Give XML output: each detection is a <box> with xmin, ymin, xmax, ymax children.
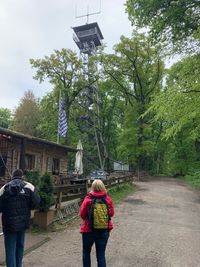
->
<box><xmin>80</xmin><ymin>179</ymin><xmax>114</xmax><ymax>267</ymax></box>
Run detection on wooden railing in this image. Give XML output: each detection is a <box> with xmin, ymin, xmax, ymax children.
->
<box><xmin>104</xmin><ymin>174</ymin><xmax>133</xmax><ymax>188</ymax></box>
<box><xmin>54</xmin><ymin>174</ymin><xmax>134</xmax><ymax>211</ymax></box>
<box><xmin>54</xmin><ymin>183</ymin><xmax>88</xmax><ymax>210</ymax></box>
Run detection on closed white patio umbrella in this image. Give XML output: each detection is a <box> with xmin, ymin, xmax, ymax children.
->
<box><xmin>74</xmin><ymin>140</ymin><xmax>83</xmax><ymax>175</ymax></box>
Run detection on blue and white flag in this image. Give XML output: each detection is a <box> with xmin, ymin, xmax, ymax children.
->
<box><xmin>58</xmin><ymin>95</ymin><xmax>67</xmax><ymax>137</ymax></box>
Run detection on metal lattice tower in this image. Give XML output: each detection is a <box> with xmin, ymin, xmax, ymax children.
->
<box><xmin>72</xmin><ymin>22</ymin><xmax>106</xmax><ymax>171</ymax></box>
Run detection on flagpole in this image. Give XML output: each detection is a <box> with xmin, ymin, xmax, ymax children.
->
<box><xmin>57</xmin><ymin>90</ymin><xmax>61</xmax><ymax>144</ymax></box>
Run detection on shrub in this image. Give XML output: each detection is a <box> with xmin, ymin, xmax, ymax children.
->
<box><xmin>39</xmin><ymin>173</ymin><xmax>54</xmax><ymax>212</ymax></box>
<box><xmin>184</xmin><ymin>168</ymin><xmax>200</xmax><ymax>188</ymax></box>
<box><xmin>25</xmin><ymin>169</ymin><xmax>40</xmax><ymax>190</ymax></box>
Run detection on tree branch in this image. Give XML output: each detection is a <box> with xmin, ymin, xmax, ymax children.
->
<box><xmin>104</xmin><ymin>68</ymin><xmax>138</xmax><ymax>101</ymax></box>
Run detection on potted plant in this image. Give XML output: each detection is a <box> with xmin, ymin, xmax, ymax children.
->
<box><xmin>33</xmin><ymin>172</ymin><xmax>55</xmax><ymax>228</ymax></box>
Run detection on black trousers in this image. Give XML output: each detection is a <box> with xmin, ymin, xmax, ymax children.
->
<box><xmin>82</xmin><ymin>231</ymin><xmax>110</xmax><ymax>267</ymax></box>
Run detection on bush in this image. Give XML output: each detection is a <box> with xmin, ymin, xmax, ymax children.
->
<box><xmin>184</xmin><ymin>168</ymin><xmax>200</xmax><ymax>188</ymax></box>
<box><xmin>39</xmin><ymin>173</ymin><xmax>55</xmax><ymax>212</ymax></box>
<box><xmin>25</xmin><ymin>169</ymin><xmax>40</xmax><ymax>190</ymax></box>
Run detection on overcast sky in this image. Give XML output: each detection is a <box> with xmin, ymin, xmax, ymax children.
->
<box><xmin>0</xmin><ymin>0</ymin><xmax>134</xmax><ymax>110</ymax></box>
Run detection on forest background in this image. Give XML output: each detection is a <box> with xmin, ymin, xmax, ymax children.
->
<box><xmin>1</xmin><ymin>0</ymin><xmax>200</xmax><ymax>179</ymax></box>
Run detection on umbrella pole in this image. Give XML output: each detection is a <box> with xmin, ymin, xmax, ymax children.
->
<box><xmin>57</xmin><ymin>134</ymin><xmax>60</xmax><ymax>144</ymax></box>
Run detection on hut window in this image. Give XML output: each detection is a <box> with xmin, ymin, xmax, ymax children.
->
<box><xmin>25</xmin><ymin>154</ymin><xmax>35</xmax><ymax>170</ymax></box>
<box><xmin>0</xmin><ymin>156</ymin><xmax>7</xmax><ymax>176</ymax></box>
<box><xmin>52</xmin><ymin>158</ymin><xmax>60</xmax><ymax>175</ymax></box>
<box><xmin>46</xmin><ymin>157</ymin><xmax>52</xmax><ymax>172</ymax></box>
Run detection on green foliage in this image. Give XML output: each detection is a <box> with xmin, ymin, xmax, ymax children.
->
<box><xmin>39</xmin><ymin>173</ymin><xmax>54</xmax><ymax>212</ymax></box>
<box><xmin>126</xmin><ymin>0</ymin><xmax>200</xmax><ymax>51</ymax></box>
<box><xmin>25</xmin><ymin>170</ymin><xmax>40</xmax><ymax>191</ymax></box>
<box><xmin>183</xmin><ymin>169</ymin><xmax>200</xmax><ymax>188</ymax></box>
<box><xmin>92</xmin><ymin>79</ymin><xmax>125</xmax><ymax>171</ymax></box>
<box><xmin>0</xmin><ymin>108</ymin><xmax>12</xmax><ymax>128</ymax></box>
<box><xmin>26</xmin><ymin>171</ymin><xmax>55</xmax><ymax>212</ymax></box>
<box><xmin>30</xmin><ymin>48</ymin><xmax>86</xmax><ymax>142</ymax></box>
<box><xmin>37</xmin><ymin>92</ymin><xmax>58</xmax><ymax>142</ymax></box>
<box><xmin>101</xmin><ymin>33</ymin><xmax>164</xmax><ymax>106</ymax></box>
<box><xmin>161</xmin><ymin>136</ymin><xmax>197</xmax><ymax>176</ymax></box>
<box><xmin>12</xmin><ymin>90</ymin><xmax>41</xmax><ymax>136</ymax></box>
<box><xmin>149</xmin><ymin>54</ymin><xmax>200</xmax><ymax>140</ymax></box>
<box><xmin>117</xmin><ymin>104</ymin><xmax>139</xmax><ymax>165</ymax></box>
<box><xmin>146</xmin><ymin>56</ymin><xmax>200</xmax><ymax>175</ymax></box>
<box><xmin>99</xmin><ymin>33</ymin><xmax>164</xmax><ymax>171</ymax></box>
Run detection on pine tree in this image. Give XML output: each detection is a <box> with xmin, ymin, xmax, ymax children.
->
<box><xmin>39</xmin><ymin>173</ymin><xmax>54</xmax><ymax>212</ymax></box>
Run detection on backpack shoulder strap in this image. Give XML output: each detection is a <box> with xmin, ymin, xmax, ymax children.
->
<box><xmin>87</xmin><ymin>193</ymin><xmax>94</xmax><ymax>199</ymax></box>
<box><xmin>88</xmin><ymin>193</ymin><xmax>108</xmax><ymax>202</ymax></box>
<box><xmin>87</xmin><ymin>193</ymin><xmax>96</xmax><ymax>205</ymax></box>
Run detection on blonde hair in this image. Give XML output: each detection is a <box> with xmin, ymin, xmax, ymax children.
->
<box><xmin>91</xmin><ymin>179</ymin><xmax>107</xmax><ymax>192</ymax></box>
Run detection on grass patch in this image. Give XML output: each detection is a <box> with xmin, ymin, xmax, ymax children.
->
<box><xmin>179</xmin><ymin>169</ymin><xmax>200</xmax><ymax>189</ymax></box>
<box><xmin>108</xmin><ymin>182</ymin><xmax>137</xmax><ymax>204</ymax></box>
<box><xmin>182</xmin><ymin>175</ymin><xmax>200</xmax><ymax>189</ymax></box>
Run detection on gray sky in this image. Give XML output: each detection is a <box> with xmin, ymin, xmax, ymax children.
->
<box><xmin>0</xmin><ymin>0</ymin><xmax>133</xmax><ymax>110</ymax></box>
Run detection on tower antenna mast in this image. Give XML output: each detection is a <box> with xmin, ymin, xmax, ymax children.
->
<box><xmin>75</xmin><ymin>0</ymin><xmax>101</xmax><ymax>24</ymax></box>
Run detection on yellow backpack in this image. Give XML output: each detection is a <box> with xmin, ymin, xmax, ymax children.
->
<box><xmin>88</xmin><ymin>193</ymin><xmax>110</xmax><ymax>231</ymax></box>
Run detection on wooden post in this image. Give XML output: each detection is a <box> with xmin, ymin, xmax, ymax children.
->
<box><xmin>41</xmin><ymin>146</ymin><xmax>46</xmax><ymax>174</ymax></box>
<box><xmin>55</xmin><ymin>191</ymin><xmax>61</xmax><ymax>210</ymax></box>
<box><xmin>56</xmin><ymin>190</ymin><xmax>63</xmax><ymax>220</ymax></box>
<box><xmin>19</xmin><ymin>138</ymin><xmax>26</xmax><ymax>172</ymax></box>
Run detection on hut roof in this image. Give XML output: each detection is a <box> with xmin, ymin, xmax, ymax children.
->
<box><xmin>0</xmin><ymin>127</ymin><xmax>77</xmax><ymax>152</ymax></box>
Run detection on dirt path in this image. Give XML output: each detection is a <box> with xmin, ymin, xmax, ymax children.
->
<box><xmin>23</xmin><ymin>178</ymin><xmax>200</xmax><ymax>267</ymax></box>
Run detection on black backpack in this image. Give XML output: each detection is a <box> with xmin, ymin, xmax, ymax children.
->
<box><xmin>8</xmin><ymin>179</ymin><xmax>25</xmax><ymax>196</ymax></box>
<box><xmin>88</xmin><ymin>193</ymin><xmax>110</xmax><ymax>231</ymax></box>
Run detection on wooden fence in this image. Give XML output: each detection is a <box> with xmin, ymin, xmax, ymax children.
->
<box><xmin>54</xmin><ymin>174</ymin><xmax>134</xmax><ymax>211</ymax></box>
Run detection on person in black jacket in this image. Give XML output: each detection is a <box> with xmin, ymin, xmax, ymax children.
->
<box><xmin>0</xmin><ymin>169</ymin><xmax>40</xmax><ymax>267</ymax></box>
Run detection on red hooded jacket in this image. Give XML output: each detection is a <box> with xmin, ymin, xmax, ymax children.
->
<box><xmin>80</xmin><ymin>191</ymin><xmax>114</xmax><ymax>233</ymax></box>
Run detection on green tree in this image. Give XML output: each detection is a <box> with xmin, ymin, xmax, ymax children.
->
<box><xmin>0</xmin><ymin>108</ymin><xmax>12</xmax><ymax>128</ymax></box>
<box><xmin>147</xmin><ymin>54</ymin><xmax>200</xmax><ymax>174</ymax></box>
<box><xmin>163</xmin><ymin>133</ymin><xmax>197</xmax><ymax>176</ymax></box>
<box><xmin>149</xmin><ymin>54</ymin><xmax>200</xmax><ymax>140</ymax></box>
<box><xmin>37</xmin><ymin>92</ymin><xmax>58</xmax><ymax>141</ymax></box>
<box><xmin>12</xmin><ymin>90</ymin><xmax>41</xmax><ymax>136</ymax></box>
<box><xmin>126</xmin><ymin>0</ymin><xmax>200</xmax><ymax>51</ymax></box>
<box><xmin>30</xmin><ymin>48</ymin><xmax>86</xmax><ymax>143</ymax></box>
<box><xmin>99</xmin><ymin>80</ymin><xmax>125</xmax><ymax>171</ymax></box>
<box><xmin>99</xmin><ymin>33</ymin><xmax>164</xmax><ymax>172</ymax></box>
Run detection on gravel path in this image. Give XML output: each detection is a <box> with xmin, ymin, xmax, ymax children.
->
<box><xmin>23</xmin><ymin>177</ymin><xmax>200</xmax><ymax>267</ymax></box>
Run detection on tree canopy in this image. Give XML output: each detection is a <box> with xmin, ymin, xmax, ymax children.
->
<box><xmin>30</xmin><ymin>48</ymin><xmax>86</xmax><ymax>142</ymax></box>
<box><xmin>12</xmin><ymin>90</ymin><xmax>41</xmax><ymax>136</ymax></box>
<box><xmin>0</xmin><ymin>108</ymin><xmax>12</xmax><ymax>129</ymax></box>
<box><xmin>98</xmin><ymin>33</ymin><xmax>164</xmax><ymax>170</ymax></box>
<box><xmin>149</xmin><ymin>54</ymin><xmax>200</xmax><ymax>139</ymax></box>
<box><xmin>126</xmin><ymin>0</ymin><xmax>200</xmax><ymax>51</ymax></box>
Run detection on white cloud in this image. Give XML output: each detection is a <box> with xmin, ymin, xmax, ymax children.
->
<box><xmin>0</xmin><ymin>0</ymin><xmax>132</xmax><ymax>110</ymax></box>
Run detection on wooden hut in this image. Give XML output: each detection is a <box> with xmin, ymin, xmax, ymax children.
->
<box><xmin>0</xmin><ymin>127</ymin><xmax>77</xmax><ymax>185</ymax></box>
